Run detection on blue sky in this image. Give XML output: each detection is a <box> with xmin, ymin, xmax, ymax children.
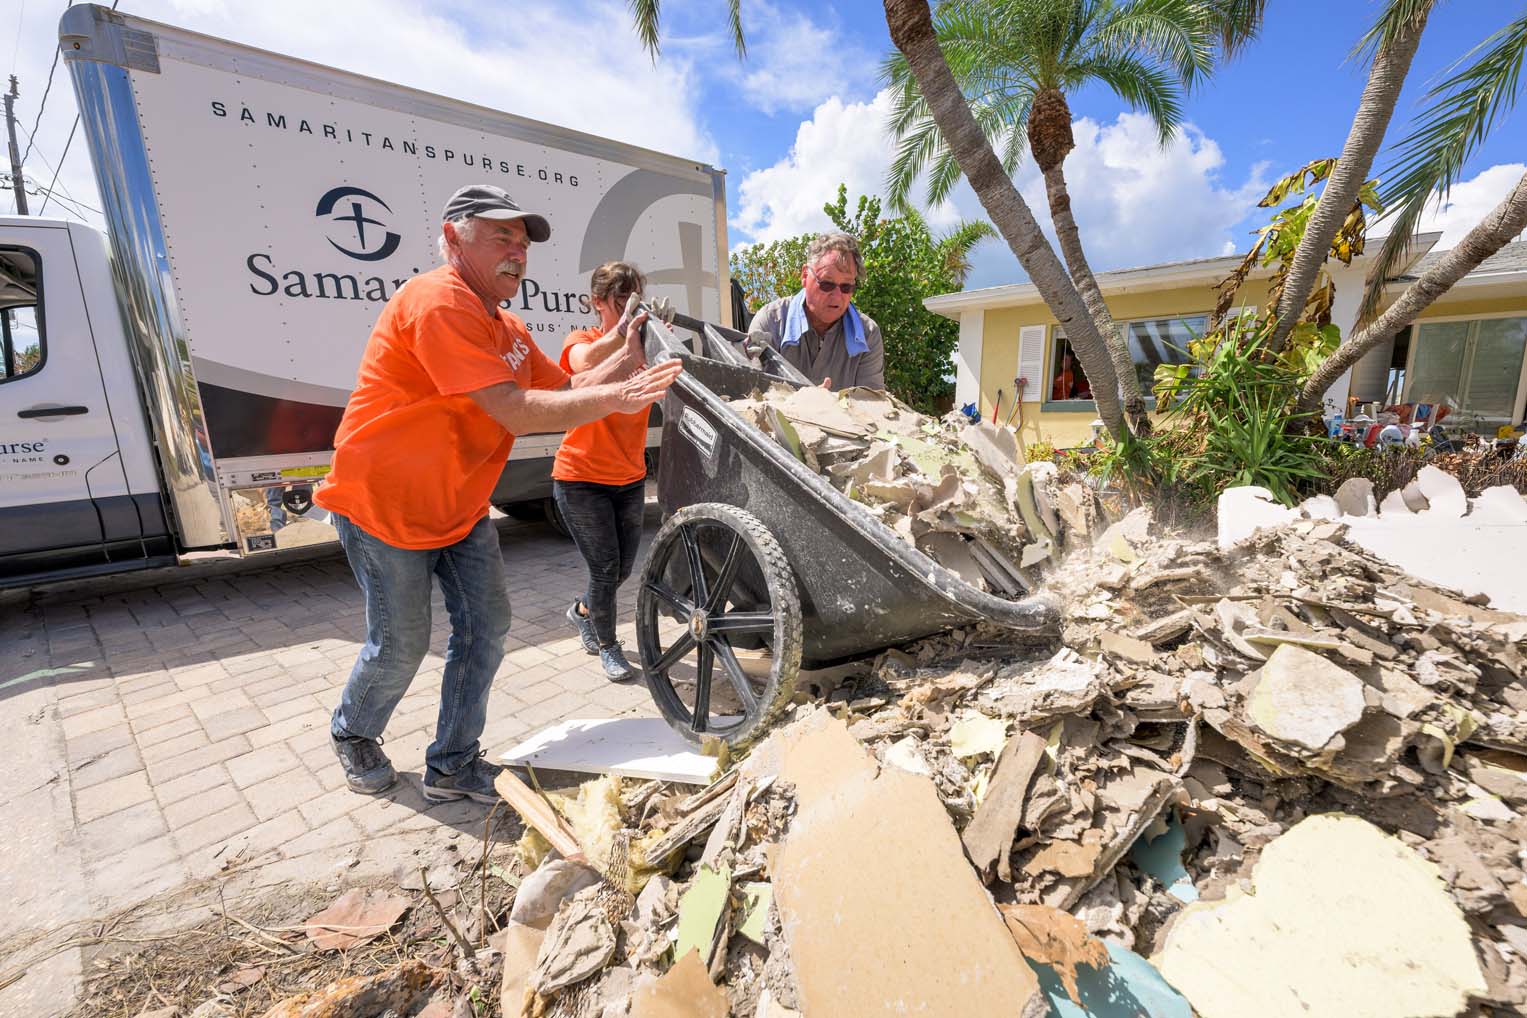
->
<box><xmin>6</xmin><ymin>0</ymin><xmax>1524</xmax><ymax>290</ymax></box>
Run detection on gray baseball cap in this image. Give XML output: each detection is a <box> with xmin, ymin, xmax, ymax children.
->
<box><xmin>441</xmin><ymin>184</ymin><xmax>551</xmax><ymax>243</ymax></box>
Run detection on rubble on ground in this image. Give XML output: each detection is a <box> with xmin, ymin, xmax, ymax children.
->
<box><xmin>486</xmin><ymin>484</ymin><xmax>1527</xmax><ymax>1018</ymax></box>
<box><xmin>725</xmin><ymin>384</ymin><xmax>1101</xmax><ymax>597</ymax></box>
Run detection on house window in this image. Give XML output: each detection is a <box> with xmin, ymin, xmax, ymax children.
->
<box><xmin>1123</xmin><ymin>315</ymin><xmax>1204</xmax><ymax>396</ymax></box>
<box><xmin>1406</xmin><ymin>316</ymin><xmax>1527</xmax><ymax>432</ymax></box>
<box><xmin>1048</xmin><ymin>314</ymin><xmax>1205</xmax><ymax>404</ymax></box>
<box><xmin>1048</xmin><ymin>331</ymin><xmax>1093</xmax><ymax>402</ymax></box>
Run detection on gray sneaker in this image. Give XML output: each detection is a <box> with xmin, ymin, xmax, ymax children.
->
<box><xmin>566</xmin><ymin>601</ymin><xmax>600</xmax><ymax>655</ymax></box>
<box><xmin>331</xmin><ymin>733</ymin><xmax>397</xmax><ymax>795</ymax></box>
<box><xmin>423</xmin><ymin>755</ymin><xmax>503</xmax><ymax>804</ymax></box>
<box><xmin>599</xmin><ymin>643</ymin><xmax>638</xmax><ymax>683</ymax></box>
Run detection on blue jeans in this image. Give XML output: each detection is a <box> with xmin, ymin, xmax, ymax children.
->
<box><xmin>553</xmin><ymin>479</ymin><xmax>645</xmax><ymax>646</ymax></box>
<box><xmin>329</xmin><ymin>512</ymin><xmax>510</xmax><ymax>775</ymax></box>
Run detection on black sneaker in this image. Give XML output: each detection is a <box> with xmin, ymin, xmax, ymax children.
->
<box><xmin>599</xmin><ymin>643</ymin><xmax>638</xmax><ymax>683</ymax></box>
<box><xmin>566</xmin><ymin>601</ymin><xmax>600</xmax><ymax>655</ymax></box>
<box><xmin>423</xmin><ymin>754</ymin><xmax>503</xmax><ymax>804</ymax></box>
<box><xmin>331</xmin><ymin>733</ymin><xmax>397</xmax><ymax>794</ymax></box>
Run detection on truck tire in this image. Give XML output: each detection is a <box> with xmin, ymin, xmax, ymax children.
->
<box><xmin>635</xmin><ymin>503</ymin><xmax>802</xmax><ymax>750</ymax></box>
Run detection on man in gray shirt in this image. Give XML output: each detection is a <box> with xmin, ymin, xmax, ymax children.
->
<box><xmin>747</xmin><ymin>232</ymin><xmax>886</xmax><ymax>391</ymax></box>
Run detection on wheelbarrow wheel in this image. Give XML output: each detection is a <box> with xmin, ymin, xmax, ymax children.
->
<box><xmin>637</xmin><ymin>503</ymin><xmax>802</xmax><ymax>749</ymax></box>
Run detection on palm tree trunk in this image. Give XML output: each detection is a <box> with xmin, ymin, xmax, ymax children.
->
<box><xmin>1267</xmin><ymin>3</ymin><xmax>1431</xmax><ymax>353</ymax></box>
<box><xmin>1042</xmin><ymin>164</ymin><xmax>1151</xmax><ymax>432</ymax></box>
<box><xmin>882</xmin><ymin>0</ymin><xmax>1127</xmax><ymax>439</ymax></box>
<box><xmin>1297</xmin><ymin>170</ymin><xmax>1527</xmax><ymax>414</ymax></box>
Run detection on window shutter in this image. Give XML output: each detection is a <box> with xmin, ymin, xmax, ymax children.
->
<box><xmin>1017</xmin><ymin>325</ymin><xmax>1046</xmax><ymax>402</ymax></box>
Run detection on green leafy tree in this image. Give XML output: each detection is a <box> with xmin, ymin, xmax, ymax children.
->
<box><xmin>729</xmin><ymin>184</ymin><xmax>994</xmax><ymax>413</ymax></box>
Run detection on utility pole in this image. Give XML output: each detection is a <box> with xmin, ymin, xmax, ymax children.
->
<box><xmin>4</xmin><ymin>76</ymin><xmax>29</xmax><ymax>216</ymax></box>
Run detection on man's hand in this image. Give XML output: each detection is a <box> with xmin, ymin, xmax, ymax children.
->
<box><xmin>612</xmin><ymin>357</ymin><xmax>683</xmax><ymax>413</ymax></box>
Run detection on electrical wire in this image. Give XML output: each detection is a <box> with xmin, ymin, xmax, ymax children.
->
<box><xmin>19</xmin><ymin>0</ymin><xmax>68</xmax><ymax>167</ymax></box>
<box><xmin>37</xmin><ymin>115</ymin><xmax>80</xmax><ymax>216</ymax></box>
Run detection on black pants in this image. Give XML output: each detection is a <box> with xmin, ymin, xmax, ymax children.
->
<box><xmin>553</xmin><ymin>478</ymin><xmax>646</xmax><ymax>647</ymax></box>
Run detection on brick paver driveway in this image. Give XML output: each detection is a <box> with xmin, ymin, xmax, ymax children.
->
<box><xmin>0</xmin><ymin>513</ymin><xmax>660</xmax><ymax>1016</ymax></box>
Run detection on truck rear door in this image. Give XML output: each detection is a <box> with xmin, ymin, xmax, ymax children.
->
<box><xmin>0</xmin><ymin>220</ymin><xmax>151</xmax><ymax>582</ymax></box>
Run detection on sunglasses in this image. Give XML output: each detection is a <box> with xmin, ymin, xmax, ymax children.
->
<box><xmin>809</xmin><ymin>268</ymin><xmax>857</xmax><ymax>295</ymax></box>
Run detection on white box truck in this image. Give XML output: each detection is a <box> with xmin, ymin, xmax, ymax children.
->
<box><xmin>0</xmin><ymin>3</ymin><xmax>729</xmax><ymax>589</ymax></box>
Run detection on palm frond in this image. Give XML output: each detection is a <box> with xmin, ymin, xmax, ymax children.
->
<box><xmin>727</xmin><ymin>0</ymin><xmax>747</xmax><ymax>58</ymax></box>
<box><xmin>1354</xmin><ymin>0</ymin><xmax>1436</xmax><ymax>63</ymax></box>
<box><xmin>628</xmin><ymin>0</ymin><xmax>663</xmax><ymax>59</ymax></box>
<box><xmin>1072</xmin><ymin>51</ymin><xmax>1184</xmax><ymax>142</ymax></box>
<box><xmin>1092</xmin><ymin>0</ymin><xmax>1216</xmax><ymax>87</ymax></box>
<box><xmin>1206</xmin><ymin>0</ymin><xmax>1267</xmax><ymax>59</ymax></box>
<box><xmin>1359</xmin><ymin>12</ymin><xmax>1527</xmax><ymax>320</ymax></box>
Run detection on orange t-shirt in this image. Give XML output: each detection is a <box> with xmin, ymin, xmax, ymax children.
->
<box><xmin>551</xmin><ymin>328</ymin><xmax>651</xmax><ymax>486</ymax></box>
<box><xmin>315</xmin><ymin>265</ymin><xmax>568</xmax><ymax>549</ymax></box>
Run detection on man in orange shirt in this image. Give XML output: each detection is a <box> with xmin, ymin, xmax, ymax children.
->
<box><xmin>316</xmin><ymin>184</ymin><xmax>682</xmax><ymax>803</ymax></box>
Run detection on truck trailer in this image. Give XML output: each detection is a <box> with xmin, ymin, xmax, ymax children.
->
<box><xmin>0</xmin><ymin>3</ymin><xmax>728</xmax><ymax>589</ymax></box>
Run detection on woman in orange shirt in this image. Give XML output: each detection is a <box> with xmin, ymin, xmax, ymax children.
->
<box><xmin>553</xmin><ymin>262</ymin><xmax>653</xmax><ymax>682</ymax></box>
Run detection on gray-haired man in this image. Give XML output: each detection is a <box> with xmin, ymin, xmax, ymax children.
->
<box><xmin>747</xmin><ymin>232</ymin><xmax>885</xmax><ymax>391</ymax></box>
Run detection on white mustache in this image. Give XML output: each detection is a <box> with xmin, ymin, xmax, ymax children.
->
<box><xmin>497</xmin><ymin>259</ymin><xmax>524</xmax><ymax>276</ymax></box>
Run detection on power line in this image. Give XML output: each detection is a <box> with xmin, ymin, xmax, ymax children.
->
<box><xmin>38</xmin><ymin>115</ymin><xmax>81</xmax><ymax>216</ymax></box>
<box><xmin>9</xmin><ymin>2</ymin><xmax>27</xmax><ymax>81</ymax></box>
<box><xmin>14</xmin><ymin>116</ymin><xmax>84</xmax><ymax>208</ymax></box>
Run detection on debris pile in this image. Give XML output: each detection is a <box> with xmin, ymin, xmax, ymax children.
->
<box><xmin>494</xmin><ymin>490</ymin><xmax>1527</xmax><ymax>1017</ymax></box>
<box><xmin>726</xmin><ymin>384</ymin><xmax>1101</xmax><ymax>596</ymax></box>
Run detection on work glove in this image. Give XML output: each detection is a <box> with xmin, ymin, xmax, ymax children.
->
<box><xmin>646</xmin><ymin>295</ymin><xmax>677</xmax><ymax>325</ymax></box>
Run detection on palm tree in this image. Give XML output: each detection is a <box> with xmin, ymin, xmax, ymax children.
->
<box><xmin>1296</xmin><ymin>10</ymin><xmax>1527</xmax><ymax>412</ymax></box>
<box><xmin>1265</xmin><ymin>0</ymin><xmax>1434</xmax><ymax>353</ymax></box>
<box><xmin>629</xmin><ymin>0</ymin><xmax>1136</xmax><ymax>438</ymax></box>
<box><xmin>882</xmin><ymin>0</ymin><xmax>1260</xmax><ymax>430</ymax></box>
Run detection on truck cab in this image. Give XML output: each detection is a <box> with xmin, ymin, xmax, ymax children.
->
<box><xmin>0</xmin><ymin>216</ymin><xmax>175</xmax><ymax>585</ymax></box>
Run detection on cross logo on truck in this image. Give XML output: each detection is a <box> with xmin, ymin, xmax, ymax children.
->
<box><xmin>315</xmin><ymin>186</ymin><xmax>402</xmax><ymax>262</ymax></box>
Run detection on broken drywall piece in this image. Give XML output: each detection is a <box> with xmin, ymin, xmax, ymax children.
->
<box><xmin>999</xmin><ymin>904</ymin><xmax>1109</xmax><ymax>1006</ymax></box>
<box><xmin>1026</xmin><ymin>461</ymin><xmax>1062</xmax><ymax>535</ymax></box>
<box><xmin>961</xmin><ymin>422</ymin><xmax>1022</xmax><ymax>480</ymax></box>
<box><xmin>736</xmin><ymin>882</ymin><xmax>772</xmax><ymax>945</ymax></box>
<box><xmin>1099</xmin><ymin>630</ymin><xmax>1157</xmax><ymax>665</ymax></box>
<box><xmin>882</xmin><ymin>736</ymin><xmax>933</xmax><ymax>777</ymax></box>
<box><xmin>1154</xmin><ymin>814</ymin><xmax>1486</xmax><ymax>1018</ymax></box>
<box><xmin>984</xmin><ymin>649</ymin><xmax>1107</xmax><ymax>722</ymax></box>
<box><xmin>1415</xmin><ymin>464</ymin><xmax>1467</xmax><ymax>518</ymax></box>
<box><xmin>674</xmin><ymin>864</ymin><xmax>731</xmax><ymax>967</ymax></box>
<box><xmin>771</xmin><ymin>713</ymin><xmax>1046</xmax><ymax>1018</ymax></box>
<box><xmin>950</xmin><ymin>712</ymin><xmax>1008</xmax><ymax>760</ymax></box>
<box><xmin>529</xmin><ymin>885</ymin><xmax>618</xmax><ymax>994</ymax></box>
<box><xmin>1343</xmin><ymin>512</ymin><xmax>1527</xmax><ymax>614</ymax></box>
<box><xmin>1473</xmin><ymin>484</ymin><xmax>1527</xmax><ymax>524</ymax></box>
<box><xmin>1217</xmin><ymin>486</ymin><xmax>1299</xmax><ymax>550</ymax></box>
<box><xmin>1332</xmin><ymin>478</ymin><xmax>1376</xmax><ymax>518</ymax></box>
<box><xmin>1301</xmin><ymin>494</ymin><xmax>1342</xmax><ymax>520</ymax></box>
<box><xmin>963</xmin><ymin>730</ymin><xmax>1048</xmax><ymax>883</ymax></box>
<box><xmin>1245</xmin><ymin>644</ymin><xmax>1366</xmax><ymax>753</ymax></box>
<box><xmin>500</xmin><ymin>717</ymin><xmax>720</xmax><ymax>784</ymax></box>
<box><xmin>629</xmin><ymin>950</ymin><xmax>729</xmax><ymax>1018</ymax></box>
<box><xmin>499</xmin><ymin>922</ymin><xmax>548</xmax><ymax>1018</ymax></box>
<box><xmin>1129</xmin><ymin>810</ymin><xmax>1198</xmax><ymax>902</ymax></box>
<box><xmin>1030</xmin><ymin>939</ymin><xmax>1193</xmax><ymax>1018</ymax></box>
<box><xmin>1377</xmin><ymin>488</ymin><xmax>1413</xmax><ymax>517</ymax></box>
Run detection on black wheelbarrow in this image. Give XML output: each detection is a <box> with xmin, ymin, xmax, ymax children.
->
<box><xmin>633</xmin><ymin>312</ymin><xmax>1059</xmax><ymax>748</ymax></box>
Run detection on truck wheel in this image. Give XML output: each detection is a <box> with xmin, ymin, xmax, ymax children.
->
<box><xmin>636</xmin><ymin>503</ymin><xmax>802</xmax><ymax>749</ymax></box>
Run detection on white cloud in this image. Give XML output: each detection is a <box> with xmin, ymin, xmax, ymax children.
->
<box><xmin>1414</xmin><ymin>162</ymin><xmax>1527</xmax><ymax>248</ymax></box>
<box><xmin>7</xmin><ymin>0</ymin><xmax>716</xmax><ymax>224</ymax></box>
<box><xmin>732</xmin><ymin>88</ymin><xmax>896</xmax><ymax>241</ymax></box>
<box><xmin>732</xmin><ymin>98</ymin><xmax>1268</xmax><ymax>291</ymax></box>
<box><xmin>725</xmin><ymin>0</ymin><xmax>879</xmax><ymax>116</ymax></box>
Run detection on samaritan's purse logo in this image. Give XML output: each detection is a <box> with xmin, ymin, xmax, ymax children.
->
<box><xmin>315</xmin><ymin>186</ymin><xmax>402</xmax><ymax>262</ymax></box>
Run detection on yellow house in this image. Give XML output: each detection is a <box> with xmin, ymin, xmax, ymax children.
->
<box><xmin>923</xmin><ymin>233</ymin><xmax>1527</xmax><ymax>448</ymax></box>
